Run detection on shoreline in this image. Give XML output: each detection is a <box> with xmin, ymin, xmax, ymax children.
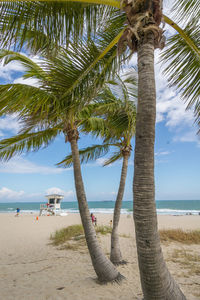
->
<box><xmin>1</xmin><ymin>200</ymin><xmax>200</xmax><ymax>216</ymax></box>
<box><xmin>1</xmin><ymin>210</ymin><xmax>200</xmax><ymax>216</ymax></box>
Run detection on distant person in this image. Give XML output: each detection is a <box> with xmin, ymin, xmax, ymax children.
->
<box><xmin>109</xmin><ymin>220</ymin><xmax>112</xmax><ymax>227</ymax></box>
<box><xmin>90</xmin><ymin>213</ymin><xmax>96</xmax><ymax>226</ymax></box>
<box><xmin>16</xmin><ymin>208</ymin><xmax>20</xmax><ymax>216</ymax></box>
<box><xmin>94</xmin><ymin>216</ymin><xmax>97</xmax><ymax>226</ymax></box>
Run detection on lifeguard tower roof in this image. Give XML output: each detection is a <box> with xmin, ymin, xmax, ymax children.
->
<box><xmin>45</xmin><ymin>194</ymin><xmax>64</xmax><ymax>199</ymax></box>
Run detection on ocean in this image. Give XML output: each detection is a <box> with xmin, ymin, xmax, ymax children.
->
<box><xmin>0</xmin><ymin>200</ymin><xmax>200</xmax><ymax>215</ymax></box>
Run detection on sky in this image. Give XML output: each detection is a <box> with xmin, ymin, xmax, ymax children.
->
<box><xmin>0</xmin><ymin>2</ymin><xmax>199</xmax><ymax>203</ymax></box>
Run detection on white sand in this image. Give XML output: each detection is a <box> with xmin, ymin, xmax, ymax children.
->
<box><xmin>0</xmin><ymin>213</ymin><xmax>200</xmax><ymax>300</ymax></box>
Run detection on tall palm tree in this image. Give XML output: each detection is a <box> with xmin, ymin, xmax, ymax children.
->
<box><xmin>0</xmin><ymin>1</ymin><xmax>199</xmax><ymax>298</ymax></box>
<box><xmin>0</xmin><ymin>47</ymin><xmax>124</xmax><ymax>283</ymax></box>
<box><xmin>58</xmin><ymin>71</ymin><xmax>137</xmax><ymax>265</ymax></box>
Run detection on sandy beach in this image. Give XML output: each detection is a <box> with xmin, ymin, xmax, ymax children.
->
<box><xmin>0</xmin><ymin>213</ymin><xmax>200</xmax><ymax>300</ymax></box>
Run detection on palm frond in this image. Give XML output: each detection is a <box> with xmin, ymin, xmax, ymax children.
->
<box><xmin>0</xmin><ymin>127</ymin><xmax>59</xmax><ymax>161</ymax></box>
<box><xmin>171</xmin><ymin>0</ymin><xmax>200</xmax><ymax>24</ymax></box>
<box><xmin>57</xmin><ymin>143</ymin><xmax>113</xmax><ymax>167</ymax></box>
<box><xmin>108</xmin><ymin>68</ymin><xmax>138</xmax><ymax>103</ymax></box>
<box><xmin>0</xmin><ymin>32</ymin><xmax>124</xmax><ymax>121</ymax></box>
<box><xmin>0</xmin><ymin>84</ymin><xmax>57</xmax><ymax>118</ymax></box>
<box><xmin>103</xmin><ymin>150</ymin><xmax>122</xmax><ymax>166</ymax></box>
<box><xmin>161</xmin><ymin>20</ymin><xmax>200</xmax><ymax>112</ymax></box>
<box><xmin>0</xmin><ymin>49</ymin><xmax>48</xmax><ymax>81</ymax></box>
<box><xmin>44</xmin><ymin>32</ymin><xmax>126</xmax><ymax>110</ymax></box>
<box><xmin>79</xmin><ymin>117</ymin><xmax>107</xmax><ymax>136</ymax></box>
<box><xmin>0</xmin><ymin>1</ymin><xmax>119</xmax><ymax>51</ymax></box>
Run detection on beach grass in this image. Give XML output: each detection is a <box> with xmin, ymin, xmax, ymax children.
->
<box><xmin>159</xmin><ymin>229</ymin><xmax>200</xmax><ymax>244</ymax></box>
<box><xmin>50</xmin><ymin>224</ymin><xmax>84</xmax><ymax>246</ymax></box>
<box><xmin>96</xmin><ymin>225</ymin><xmax>112</xmax><ymax>235</ymax></box>
<box><xmin>170</xmin><ymin>249</ymin><xmax>200</xmax><ymax>276</ymax></box>
<box><xmin>50</xmin><ymin>224</ymin><xmax>112</xmax><ymax>250</ymax></box>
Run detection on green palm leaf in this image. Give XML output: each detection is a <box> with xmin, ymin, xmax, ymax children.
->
<box><xmin>58</xmin><ymin>68</ymin><xmax>136</xmax><ymax>168</ymax></box>
<box><xmin>0</xmin><ymin>33</ymin><xmax>124</xmax><ymax>120</ymax></box>
<box><xmin>0</xmin><ymin>1</ymin><xmax>119</xmax><ymax>51</ymax></box>
<box><xmin>172</xmin><ymin>0</ymin><xmax>200</xmax><ymax>23</ymax></box>
<box><xmin>103</xmin><ymin>150</ymin><xmax>122</xmax><ymax>166</ymax></box>
<box><xmin>57</xmin><ymin>143</ymin><xmax>112</xmax><ymax>167</ymax></box>
<box><xmin>79</xmin><ymin>116</ymin><xmax>107</xmax><ymax>136</ymax></box>
<box><xmin>0</xmin><ymin>84</ymin><xmax>55</xmax><ymax>117</ymax></box>
<box><xmin>0</xmin><ymin>36</ymin><xmax>130</xmax><ymax>164</ymax></box>
<box><xmin>0</xmin><ymin>49</ymin><xmax>48</xmax><ymax>82</ymax></box>
<box><xmin>161</xmin><ymin>20</ymin><xmax>200</xmax><ymax>111</ymax></box>
<box><xmin>0</xmin><ymin>127</ymin><xmax>59</xmax><ymax>161</ymax></box>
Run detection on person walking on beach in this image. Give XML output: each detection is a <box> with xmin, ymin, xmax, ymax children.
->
<box><xmin>15</xmin><ymin>207</ymin><xmax>20</xmax><ymax>216</ymax></box>
<box><xmin>90</xmin><ymin>213</ymin><xmax>96</xmax><ymax>226</ymax></box>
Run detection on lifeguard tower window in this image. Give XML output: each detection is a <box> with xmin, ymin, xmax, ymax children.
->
<box><xmin>56</xmin><ymin>199</ymin><xmax>61</xmax><ymax>204</ymax></box>
<box><xmin>49</xmin><ymin>198</ymin><xmax>55</xmax><ymax>204</ymax></box>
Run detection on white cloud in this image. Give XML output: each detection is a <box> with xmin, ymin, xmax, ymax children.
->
<box><xmin>153</xmin><ymin>51</ymin><xmax>198</xmax><ymax>145</ymax></box>
<box><xmin>96</xmin><ymin>158</ymin><xmax>107</xmax><ymax>166</ymax></box>
<box><xmin>163</xmin><ymin>0</ymin><xmax>174</xmax><ymax>16</ymax></box>
<box><xmin>165</xmin><ymin>101</ymin><xmax>194</xmax><ymax>128</ymax></box>
<box><xmin>85</xmin><ymin>157</ymin><xmax>112</xmax><ymax>168</ymax></box>
<box><xmin>13</xmin><ymin>77</ymin><xmax>40</xmax><ymax>87</ymax></box>
<box><xmin>173</xmin><ymin>130</ymin><xmax>200</xmax><ymax>145</ymax></box>
<box><xmin>129</xmin><ymin>43</ymin><xmax>196</xmax><ymax>137</ymax></box>
<box><xmin>0</xmin><ymin>187</ymin><xmax>25</xmax><ymax>200</ymax></box>
<box><xmin>0</xmin><ymin>157</ymin><xmax>66</xmax><ymax>174</ymax></box>
<box><xmin>155</xmin><ymin>150</ymin><xmax>171</xmax><ymax>164</ymax></box>
<box><xmin>155</xmin><ymin>151</ymin><xmax>171</xmax><ymax>156</ymax></box>
<box><xmin>96</xmin><ymin>157</ymin><xmax>123</xmax><ymax>167</ymax></box>
<box><xmin>0</xmin><ymin>60</ymin><xmax>25</xmax><ymax>81</ymax></box>
<box><xmin>11</xmin><ymin>54</ymin><xmax>44</xmax><ymax>87</ymax></box>
<box><xmin>0</xmin><ymin>114</ymin><xmax>21</xmax><ymax>136</ymax></box>
<box><xmin>46</xmin><ymin>187</ymin><xmax>74</xmax><ymax>198</ymax></box>
<box><xmin>0</xmin><ymin>187</ymin><xmax>74</xmax><ymax>201</ymax></box>
<box><xmin>86</xmin><ymin>157</ymin><xmax>121</xmax><ymax>168</ymax></box>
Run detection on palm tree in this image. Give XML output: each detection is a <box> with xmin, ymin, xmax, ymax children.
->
<box><xmin>0</xmin><ymin>1</ymin><xmax>199</xmax><ymax>298</ymax></box>
<box><xmin>0</xmin><ymin>46</ymin><xmax>124</xmax><ymax>283</ymax></box>
<box><xmin>58</xmin><ymin>71</ymin><xmax>137</xmax><ymax>265</ymax></box>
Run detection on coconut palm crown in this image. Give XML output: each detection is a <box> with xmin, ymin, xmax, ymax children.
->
<box><xmin>58</xmin><ymin>70</ymin><xmax>137</xmax><ymax>264</ymax></box>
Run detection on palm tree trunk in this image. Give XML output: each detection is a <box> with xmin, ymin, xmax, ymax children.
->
<box><xmin>110</xmin><ymin>151</ymin><xmax>129</xmax><ymax>265</ymax></box>
<box><xmin>133</xmin><ymin>32</ymin><xmax>186</xmax><ymax>299</ymax></box>
<box><xmin>69</xmin><ymin>133</ymin><xmax>124</xmax><ymax>283</ymax></box>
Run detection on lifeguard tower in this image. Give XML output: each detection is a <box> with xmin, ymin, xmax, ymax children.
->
<box><xmin>39</xmin><ymin>194</ymin><xmax>64</xmax><ymax>216</ymax></box>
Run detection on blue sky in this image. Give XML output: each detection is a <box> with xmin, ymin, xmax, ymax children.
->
<box><xmin>0</xmin><ymin>3</ymin><xmax>199</xmax><ymax>202</ymax></box>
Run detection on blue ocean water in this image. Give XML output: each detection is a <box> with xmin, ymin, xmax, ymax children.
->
<box><xmin>0</xmin><ymin>200</ymin><xmax>200</xmax><ymax>215</ymax></box>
